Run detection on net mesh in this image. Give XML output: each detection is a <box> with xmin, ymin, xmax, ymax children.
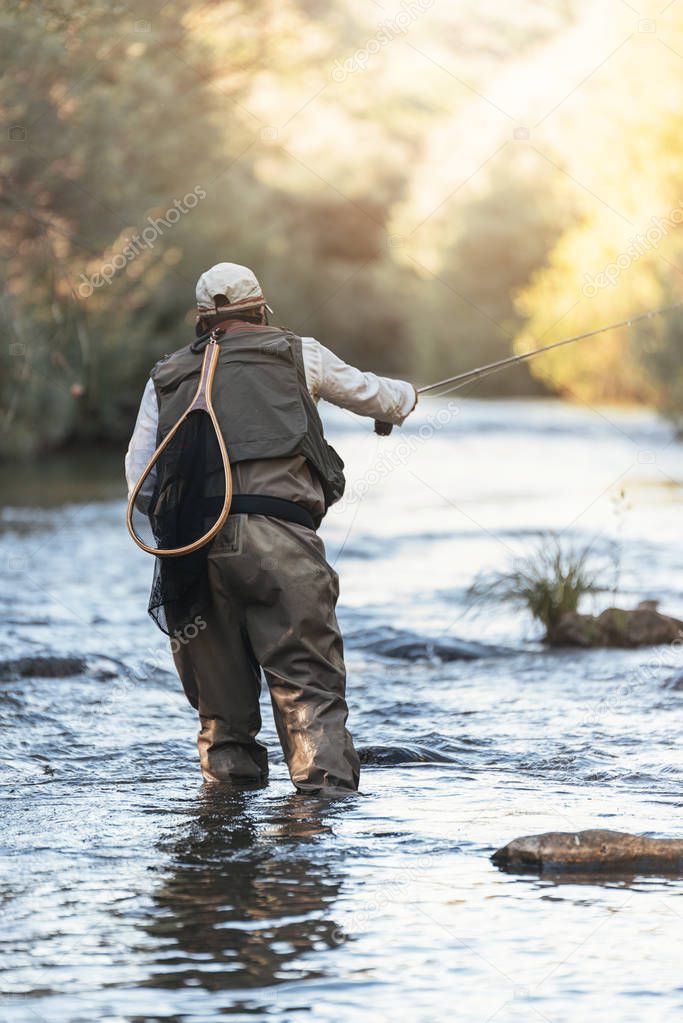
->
<box><xmin>132</xmin><ymin>410</ymin><xmax>225</xmax><ymax>636</ymax></box>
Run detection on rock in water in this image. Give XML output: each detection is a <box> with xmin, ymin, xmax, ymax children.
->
<box><xmin>0</xmin><ymin>655</ymin><xmax>87</xmax><ymax>679</ymax></box>
<box><xmin>547</xmin><ymin>604</ymin><xmax>683</xmax><ymax>648</ymax></box>
<box><xmin>358</xmin><ymin>744</ymin><xmax>455</xmax><ymax>766</ymax></box>
<box><xmin>492</xmin><ymin>829</ymin><xmax>683</xmax><ymax>876</ymax></box>
<box><xmin>347</xmin><ymin>625</ymin><xmax>504</xmax><ymax>661</ymax></box>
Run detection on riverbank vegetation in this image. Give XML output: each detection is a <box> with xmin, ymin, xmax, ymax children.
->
<box><xmin>3</xmin><ymin>1</ymin><xmax>683</xmax><ymax>457</ymax></box>
<box><xmin>468</xmin><ymin>536</ymin><xmax>608</xmax><ymax>636</ymax></box>
<box><xmin>469</xmin><ymin>535</ymin><xmax>683</xmax><ymax>648</ymax></box>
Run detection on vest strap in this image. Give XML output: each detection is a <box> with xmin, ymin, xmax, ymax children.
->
<box><xmin>205</xmin><ymin>494</ymin><xmax>316</xmax><ymax>531</ymax></box>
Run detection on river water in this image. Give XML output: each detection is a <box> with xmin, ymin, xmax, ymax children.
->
<box><xmin>1</xmin><ymin>397</ymin><xmax>682</xmax><ymax>1023</ymax></box>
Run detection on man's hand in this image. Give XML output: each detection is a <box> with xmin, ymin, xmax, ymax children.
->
<box><xmin>374</xmin><ymin>386</ymin><xmax>418</xmax><ymax>435</ymax></box>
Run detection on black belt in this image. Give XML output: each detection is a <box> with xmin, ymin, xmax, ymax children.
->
<box><xmin>204</xmin><ymin>494</ymin><xmax>316</xmax><ymax>531</ymax></box>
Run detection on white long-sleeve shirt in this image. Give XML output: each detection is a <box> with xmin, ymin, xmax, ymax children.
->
<box><xmin>124</xmin><ymin>336</ymin><xmax>417</xmax><ymax>499</ymax></box>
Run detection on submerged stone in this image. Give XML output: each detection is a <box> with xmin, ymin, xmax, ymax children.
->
<box><xmin>348</xmin><ymin>625</ymin><xmax>503</xmax><ymax>661</ymax></box>
<box><xmin>0</xmin><ymin>656</ymin><xmax>87</xmax><ymax>679</ymax></box>
<box><xmin>358</xmin><ymin>744</ymin><xmax>455</xmax><ymax>766</ymax></box>
<box><xmin>492</xmin><ymin>829</ymin><xmax>683</xmax><ymax>875</ymax></box>
<box><xmin>547</xmin><ymin>602</ymin><xmax>683</xmax><ymax>648</ymax></box>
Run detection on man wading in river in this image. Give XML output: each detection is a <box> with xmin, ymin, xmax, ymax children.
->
<box><xmin>125</xmin><ymin>263</ymin><xmax>417</xmax><ymax>795</ymax></box>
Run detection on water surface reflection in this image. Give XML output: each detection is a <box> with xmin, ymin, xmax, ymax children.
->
<box><xmin>141</xmin><ymin>789</ymin><xmax>347</xmax><ymax>997</ymax></box>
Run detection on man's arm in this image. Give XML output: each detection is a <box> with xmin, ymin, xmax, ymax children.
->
<box><xmin>301</xmin><ymin>338</ymin><xmax>417</xmax><ymax>425</ymax></box>
<box><xmin>124</xmin><ymin>378</ymin><xmax>159</xmax><ymax>510</ymax></box>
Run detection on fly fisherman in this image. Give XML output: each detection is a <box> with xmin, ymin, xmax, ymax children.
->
<box><xmin>125</xmin><ymin>263</ymin><xmax>417</xmax><ymax>795</ymax></box>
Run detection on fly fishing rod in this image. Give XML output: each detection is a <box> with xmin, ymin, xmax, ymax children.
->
<box><xmin>374</xmin><ymin>300</ymin><xmax>683</xmax><ymax>433</ymax></box>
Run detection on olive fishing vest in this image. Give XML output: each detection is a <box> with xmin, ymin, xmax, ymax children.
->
<box><xmin>150</xmin><ymin>325</ymin><xmax>346</xmax><ymax>514</ymax></box>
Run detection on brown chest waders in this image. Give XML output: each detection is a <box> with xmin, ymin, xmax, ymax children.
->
<box><xmin>126</xmin><ymin>321</ymin><xmax>360</xmax><ymax>792</ymax></box>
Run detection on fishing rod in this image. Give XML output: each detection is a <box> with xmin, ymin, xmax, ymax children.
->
<box><xmin>419</xmin><ymin>301</ymin><xmax>683</xmax><ymax>397</ymax></box>
<box><xmin>374</xmin><ymin>300</ymin><xmax>683</xmax><ymax>433</ymax></box>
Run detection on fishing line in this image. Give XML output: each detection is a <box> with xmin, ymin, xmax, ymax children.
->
<box><xmin>418</xmin><ymin>300</ymin><xmax>683</xmax><ymax>400</ymax></box>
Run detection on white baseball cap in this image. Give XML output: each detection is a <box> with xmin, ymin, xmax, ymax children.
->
<box><xmin>195</xmin><ymin>262</ymin><xmax>273</xmax><ymax>314</ymax></box>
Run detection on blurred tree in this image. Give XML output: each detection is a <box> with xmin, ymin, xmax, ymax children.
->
<box><xmin>1</xmin><ymin>0</ymin><xmax>258</xmax><ymax>453</ymax></box>
<box><xmin>5</xmin><ymin>0</ymin><xmax>633</xmax><ymax>460</ymax></box>
<box><xmin>404</xmin><ymin>154</ymin><xmax>576</xmax><ymax>391</ymax></box>
<box><xmin>514</xmin><ymin>8</ymin><xmax>683</xmax><ymax>416</ymax></box>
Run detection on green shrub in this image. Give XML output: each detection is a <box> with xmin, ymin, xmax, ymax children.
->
<box><xmin>468</xmin><ymin>535</ymin><xmax>615</xmax><ymax>632</ymax></box>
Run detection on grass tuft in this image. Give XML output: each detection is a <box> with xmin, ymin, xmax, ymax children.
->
<box><xmin>468</xmin><ymin>535</ymin><xmax>615</xmax><ymax>633</ymax></box>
